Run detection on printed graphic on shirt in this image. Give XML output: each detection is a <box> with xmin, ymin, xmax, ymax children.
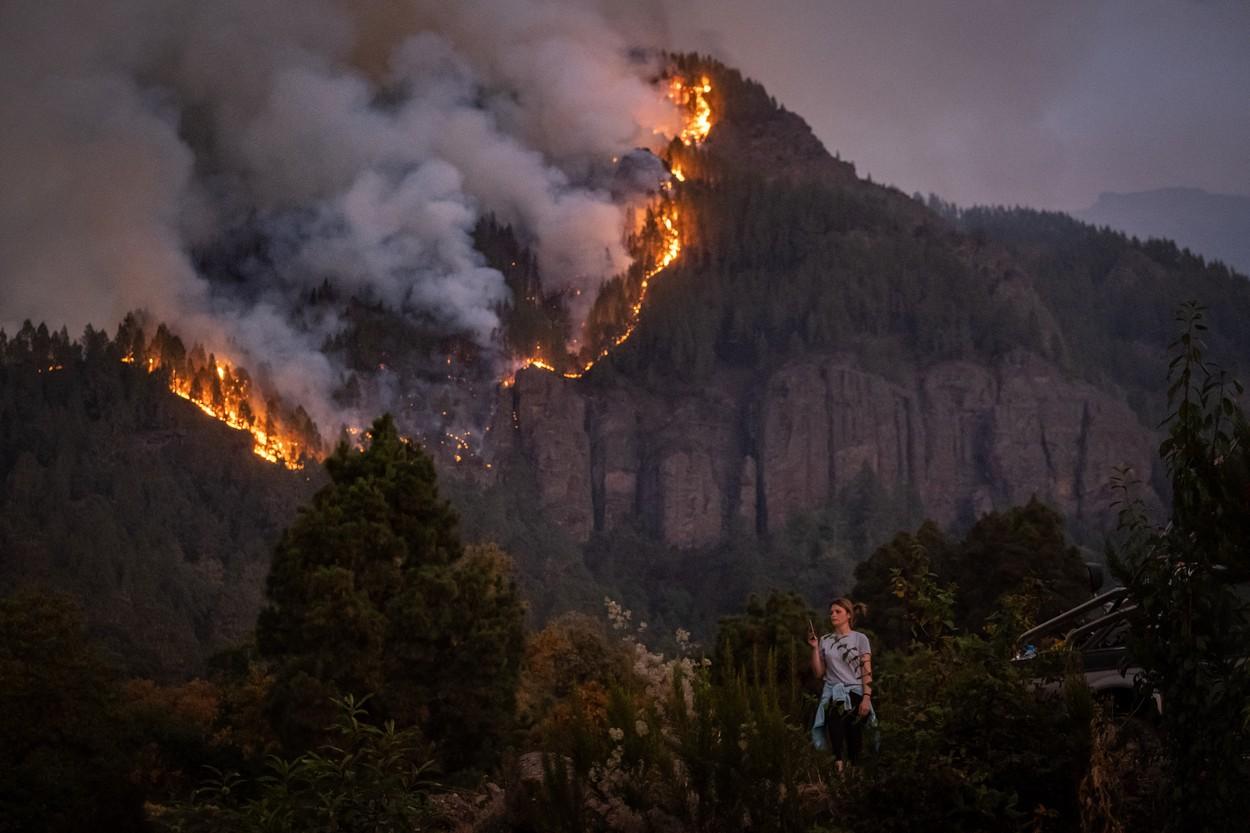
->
<box><xmin>825</xmin><ymin>634</ymin><xmax>862</xmax><ymax>670</ymax></box>
<box><xmin>820</xmin><ymin>632</ymin><xmax>871</xmax><ymax>687</ymax></box>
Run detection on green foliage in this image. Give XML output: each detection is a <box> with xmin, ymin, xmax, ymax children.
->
<box><xmin>664</xmin><ymin>671</ymin><xmax>812</xmax><ymax>832</ymax></box>
<box><xmin>713</xmin><ymin>591</ymin><xmax>813</xmax><ymax>705</ymax></box>
<box><xmin>840</xmin><ymin>632</ymin><xmax>1088</xmax><ymax>833</ymax></box>
<box><xmin>1108</xmin><ymin>303</ymin><xmax>1250</xmax><ymax>832</ymax></box>
<box><xmin>525</xmin><ymin>602</ymin><xmax>820</xmax><ymax>833</ymax></box>
<box><xmin>0</xmin><ymin>591</ymin><xmax>146</xmax><ymax>833</ymax></box>
<box><xmin>159</xmin><ymin>695</ymin><xmax>437</xmax><ymax>833</ymax></box>
<box><xmin>257</xmin><ymin>415</ymin><xmax>524</xmax><ymax>772</ymax></box>
<box><xmin>123</xmin><ymin>677</ymin><xmax>233</xmax><ymax>801</ymax></box>
<box><xmin>944</xmin><ymin>499</ymin><xmax>1090</xmax><ymax>634</ymax></box>
<box><xmin>854</xmin><ymin>502</ymin><xmax>1089</xmax><ymax>650</ymax></box>
<box><xmin>851</xmin><ymin>521</ymin><xmax>956</xmax><ymax>650</ymax></box>
<box><xmin>517</xmin><ymin>612</ymin><xmax>632</xmax><ymax>735</ymax></box>
<box><xmin>835</xmin><ymin>566</ymin><xmax>1089</xmax><ymax>833</ymax></box>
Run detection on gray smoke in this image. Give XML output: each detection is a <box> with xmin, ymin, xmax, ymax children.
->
<box><xmin>0</xmin><ymin>0</ymin><xmax>680</xmax><ymax>435</ymax></box>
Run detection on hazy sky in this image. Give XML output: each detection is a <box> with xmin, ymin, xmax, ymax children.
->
<box><xmin>663</xmin><ymin>0</ymin><xmax>1250</xmax><ymax>210</ymax></box>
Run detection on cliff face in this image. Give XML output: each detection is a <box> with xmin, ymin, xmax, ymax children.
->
<box><xmin>497</xmin><ymin>351</ymin><xmax>1156</xmax><ymax>548</ymax></box>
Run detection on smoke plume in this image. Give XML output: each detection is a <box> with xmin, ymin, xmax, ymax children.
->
<box><xmin>0</xmin><ymin>0</ymin><xmax>679</xmax><ymax>436</ymax></box>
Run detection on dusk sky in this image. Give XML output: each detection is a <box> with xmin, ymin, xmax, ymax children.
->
<box><xmin>662</xmin><ymin>0</ymin><xmax>1250</xmax><ymax>211</ymax></box>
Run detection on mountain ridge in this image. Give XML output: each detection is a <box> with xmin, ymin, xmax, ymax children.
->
<box><xmin>1076</xmin><ymin>186</ymin><xmax>1250</xmax><ymax>278</ymax></box>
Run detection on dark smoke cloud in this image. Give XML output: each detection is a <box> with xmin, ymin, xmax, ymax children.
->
<box><xmin>0</xmin><ymin>0</ymin><xmax>681</xmax><ymax>434</ymax></box>
<box><xmin>665</xmin><ymin>0</ymin><xmax>1250</xmax><ymax>210</ymax></box>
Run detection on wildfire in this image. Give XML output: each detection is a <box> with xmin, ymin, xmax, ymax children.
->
<box><xmin>506</xmin><ymin>72</ymin><xmax>712</xmax><ymax>385</ymax></box>
<box><xmin>507</xmin><ymin>200</ymin><xmax>682</xmax><ymax>383</ymax></box>
<box><xmin>122</xmin><ymin>347</ymin><xmax>314</xmax><ymax>469</ymax></box>
<box><xmin>670</xmin><ymin>75</ymin><xmax>713</xmax><ymax>146</ymax></box>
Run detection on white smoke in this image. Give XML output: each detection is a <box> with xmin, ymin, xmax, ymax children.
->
<box><xmin>0</xmin><ymin>0</ymin><xmax>680</xmax><ymax>435</ymax></box>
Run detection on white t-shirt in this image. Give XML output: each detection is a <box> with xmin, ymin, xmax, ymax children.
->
<box><xmin>820</xmin><ymin>630</ymin><xmax>871</xmax><ymax>688</ymax></box>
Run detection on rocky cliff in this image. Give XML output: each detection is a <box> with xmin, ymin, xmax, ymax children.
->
<box><xmin>494</xmin><ymin>350</ymin><xmax>1156</xmax><ymax>549</ymax></box>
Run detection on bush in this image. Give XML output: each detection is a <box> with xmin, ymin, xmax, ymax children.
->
<box><xmin>158</xmin><ymin>695</ymin><xmax>438</xmax><ymax>833</ymax></box>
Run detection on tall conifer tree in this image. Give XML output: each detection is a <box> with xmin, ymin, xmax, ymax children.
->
<box><xmin>258</xmin><ymin>415</ymin><xmax>524</xmax><ymax>771</ymax></box>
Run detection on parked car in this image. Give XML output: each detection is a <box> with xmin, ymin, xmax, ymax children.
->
<box><xmin>1013</xmin><ymin>580</ymin><xmax>1157</xmax><ymax>717</ymax></box>
<box><xmin>1014</xmin><ymin>563</ymin><xmax>1250</xmax><ymax>719</ymax></box>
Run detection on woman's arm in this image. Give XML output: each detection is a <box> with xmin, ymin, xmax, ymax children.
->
<box><xmin>858</xmin><ymin>652</ymin><xmax>873</xmax><ymax>717</ymax></box>
<box><xmin>808</xmin><ymin>625</ymin><xmax>825</xmax><ymax>678</ymax></box>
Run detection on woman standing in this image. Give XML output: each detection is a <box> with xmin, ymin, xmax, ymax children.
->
<box><xmin>808</xmin><ymin>596</ymin><xmax>875</xmax><ymax>770</ymax></box>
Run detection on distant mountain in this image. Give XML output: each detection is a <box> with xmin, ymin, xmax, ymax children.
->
<box><xmin>1076</xmin><ymin>187</ymin><xmax>1250</xmax><ymax>278</ymax></box>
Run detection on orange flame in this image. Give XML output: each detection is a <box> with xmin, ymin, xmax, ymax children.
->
<box><xmin>123</xmin><ymin>350</ymin><xmax>313</xmax><ymax>469</ymax></box>
<box><xmin>506</xmin><ymin>73</ymin><xmax>710</xmax><ymax>386</ymax></box>
<box><xmin>669</xmin><ymin>75</ymin><xmax>713</xmax><ymax>146</ymax></box>
<box><xmin>510</xmin><ymin>200</ymin><xmax>682</xmax><ymax>382</ymax></box>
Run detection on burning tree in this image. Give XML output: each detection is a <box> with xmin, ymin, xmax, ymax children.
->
<box><xmin>256</xmin><ymin>415</ymin><xmax>524</xmax><ymax>772</ymax></box>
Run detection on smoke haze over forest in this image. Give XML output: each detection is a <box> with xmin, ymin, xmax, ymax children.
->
<box><xmin>0</xmin><ymin>0</ymin><xmax>683</xmax><ymax>433</ymax></box>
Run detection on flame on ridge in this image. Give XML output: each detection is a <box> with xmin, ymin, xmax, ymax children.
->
<box><xmin>506</xmin><ymin>73</ymin><xmax>712</xmax><ymax>385</ymax></box>
<box><xmin>670</xmin><ymin>75</ymin><xmax>713</xmax><ymax>146</ymax></box>
<box><xmin>122</xmin><ymin>350</ymin><xmax>313</xmax><ymax>469</ymax></box>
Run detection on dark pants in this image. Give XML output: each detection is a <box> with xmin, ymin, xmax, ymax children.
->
<box><xmin>823</xmin><ymin>691</ymin><xmax>864</xmax><ymax>763</ymax></box>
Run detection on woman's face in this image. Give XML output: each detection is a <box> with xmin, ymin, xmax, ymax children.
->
<box><xmin>829</xmin><ymin>603</ymin><xmax>850</xmax><ymax>629</ymax></box>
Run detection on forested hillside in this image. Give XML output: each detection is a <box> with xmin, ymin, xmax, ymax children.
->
<box><xmin>0</xmin><ymin>322</ymin><xmax>319</xmax><ymax>678</ymax></box>
<box><xmin>595</xmin><ymin>60</ymin><xmax>1250</xmax><ymax>423</ymax></box>
<box><xmin>949</xmin><ymin>204</ymin><xmax>1250</xmax><ymax>419</ymax></box>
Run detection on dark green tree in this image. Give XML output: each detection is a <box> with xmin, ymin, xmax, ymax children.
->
<box><xmin>1109</xmin><ymin>304</ymin><xmax>1250</xmax><ymax>832</ymax></box>
<box><xmin>713</xmin><ymin>591</ymin><xmax>814</xmax><ymax>708</ymax></box>
<box><xmin>852</xmin><ymin>521</ymin><xmax>956</xmax><ymax>650</ymax></box>
<box><xmin>0</xmin><ymin>592</ymin><xmax>145</xmax><ymax>833</ymax></box>
<box><xmin>257</xmin><ymin>415</ymin><xmax>524</xmax><ymax>772</ymax></box>
<box><xmin>943</xmin><ymin>498</ymin><xmax>1089</xmax><ymax>634</ymax></box>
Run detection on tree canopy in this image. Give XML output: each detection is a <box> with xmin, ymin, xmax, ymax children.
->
<box><xmin>853</xmin><ymin>500</ymin><xmax>1089</xmax><ymax>651</ymax></box>
<box><xmin>0</xmin><ymin>592</ymin><xmax>145</xmax><ymax>833</ymax></box>
<box><xmin>257</xmin><ymin>415</ymin><xmax>524</xmax><ymax>772</ymax></box>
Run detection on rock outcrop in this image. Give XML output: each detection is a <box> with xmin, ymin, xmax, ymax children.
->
<box><xmin>497</xmin><ymin>350</ymin><xmax>1156</xmax><ymax>549</ymax></box>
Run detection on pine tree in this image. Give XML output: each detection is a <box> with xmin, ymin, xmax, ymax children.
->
<box><xmin>943</xmin><ymin>498</ymin><xmax>1088</xmax><ymax>633</ymax></box>
<box><xmin>257</xmin><ymin>415</ymin><xmax>524</xmax><ymax>772</ymax></box>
